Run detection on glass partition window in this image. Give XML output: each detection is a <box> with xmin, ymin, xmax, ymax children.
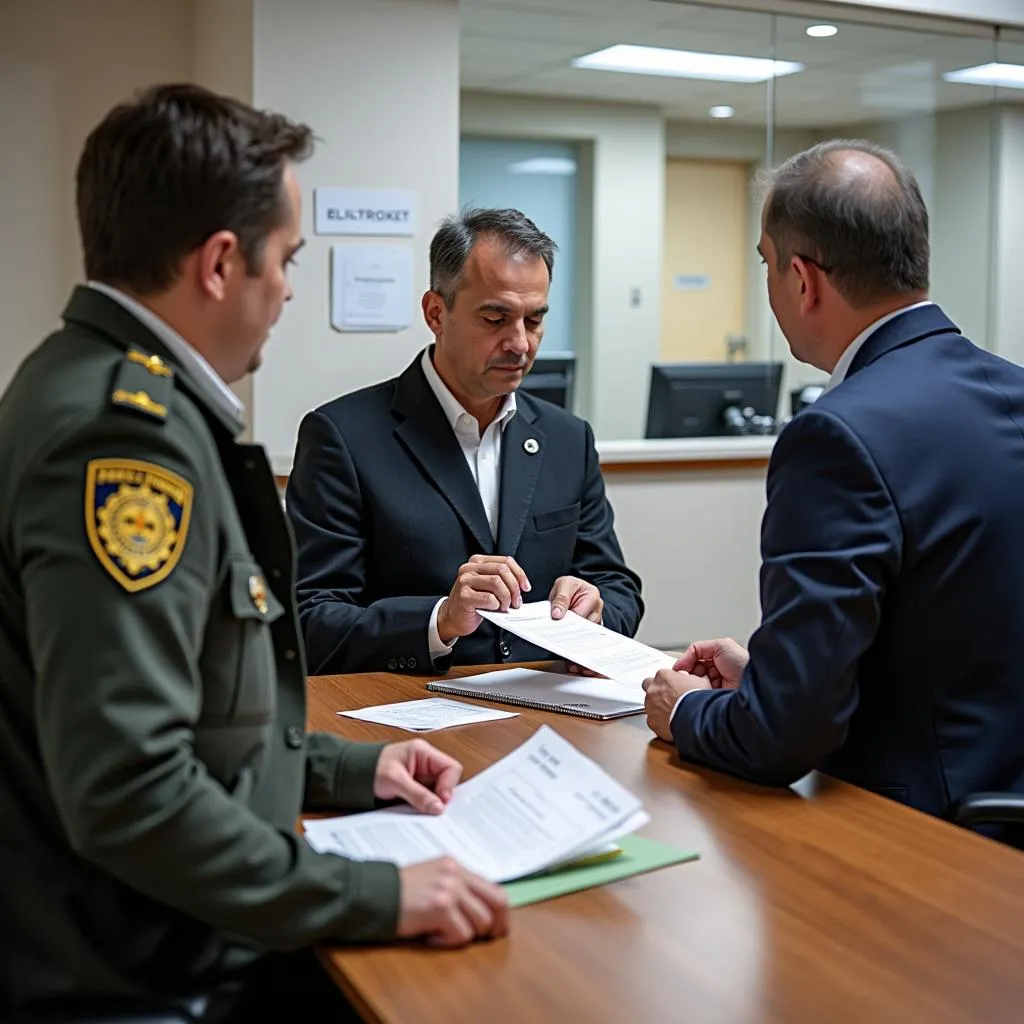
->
<box><xmin>459</xmin><ymin>0</ymin><xmax>1011</xmax><ymax>439</ymax></box>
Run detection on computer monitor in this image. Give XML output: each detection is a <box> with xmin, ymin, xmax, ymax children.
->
<box><xmin>520</xmin><ymin>355</ymin><xmax>575</xmax><ymax>410</ymax></box>
<box><xmin>644</xmin><ymin>362</ymin><xmax>783</xmax><ymax>439</ymax></box>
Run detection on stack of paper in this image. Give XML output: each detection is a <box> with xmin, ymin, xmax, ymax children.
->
<box><xmin>304</xmin><ymin>725</ymin><xmax>651</xmax><ymax>884</ymax></box>
<box><xmin>477</xmin><ymin>601</ymin><xmax>676</xmax><ymax>688</ymax></box>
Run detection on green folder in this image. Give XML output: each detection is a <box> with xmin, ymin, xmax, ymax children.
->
<box><xmin>503</xmin><ymin>835</ymin><xmax>699</xmax><ymax>908</ymax></box>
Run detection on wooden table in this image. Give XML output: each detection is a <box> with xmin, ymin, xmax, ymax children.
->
<box><xmin>308</xmin><ymin>664</ymin><xmax>1024</xmax><ymax>1024</ymax></box>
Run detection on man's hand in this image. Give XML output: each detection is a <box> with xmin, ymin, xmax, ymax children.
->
<box><xmin>549</xmin><ymin>576</ymin><xmax>604</xmax><ymax>675</ymax></box>
<box><xmin>437</xmin><ymin>555</ymin><xmax>532</xmax><ymax>644</ymax></box>
<box><xmin>374</xmin><ymin>740</ymin><xmax>462</xmax><ymax>815</ymax></box>
<box><xmin>397</xmin><ymin>858</ymin><xmax>510</xmax><ymax>947</ymax></box>
<box><xmin>548</xmin><ymin>576</ymin><xmax>603</xmax><ymax>623</ymax></box>
<box><xmin>642</xmin><ymin>669</ymin><xmax>711</xmax><ymax>740</ymax></box>
<box><xmin>674</xmin><ymin>638</ymin><xmax>749</xmax><ymax>690</ymax></box>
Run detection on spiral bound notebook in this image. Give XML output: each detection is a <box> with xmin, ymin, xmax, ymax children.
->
<box><xmin>426</xmin><ymin>667</ymin><xmax>645</xmax><ymax>720</ymax></box>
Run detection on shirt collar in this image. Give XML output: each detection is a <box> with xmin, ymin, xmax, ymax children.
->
<box><xmin>86</xmin><ymin>281</ymin><xmax>246</xmax><ymax>425</ymax></box>
<box><xmin>824</xmin><ymin>300</ymin><xmax>934</xmax><ymax>393</ymax></box>
<box><xmin>420</xmin><ymin>346</ymin><xmax>517</xmax><ymax>436</ymax></box>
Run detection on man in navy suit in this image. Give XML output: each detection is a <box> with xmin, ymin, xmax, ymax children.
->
<box><xmin>287</xmin><ymin>208</ymin><xmax>642</xmax><ymax>675</ymax></box>
<box><xmin>643</xmin><ymin>139</ymin><xmax>1024</xmax><ymax>829</ymax></box>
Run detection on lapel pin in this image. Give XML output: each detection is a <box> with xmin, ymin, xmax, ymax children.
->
<box><xmin>523</xmin><ymin>438</ymin><xmax>540</xmax><ymax>455</ymax></box>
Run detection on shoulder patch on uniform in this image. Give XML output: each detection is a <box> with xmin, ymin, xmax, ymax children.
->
<box><xmin>110</xmin><ymin>350</ymin><xmax>175</xmax><ymax>422</ymax></box>
<box><xmin>85</xmin><ymin>458</ymin><xmax>193</xmax><ymax>592</ymax></box>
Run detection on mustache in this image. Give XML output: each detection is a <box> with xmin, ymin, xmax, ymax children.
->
<box><xmin>487</xmin><ymin>357</ymin><xmax>529</xmax><ymax>370</ymax></box>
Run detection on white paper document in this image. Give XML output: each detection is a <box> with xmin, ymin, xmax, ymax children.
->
<box><xmin>303</xmin><ymin>725</ymin><xmax>649</xmax><ymax>883</ymax></box>
<box><xmin>478</xmin><ymin>602</ymin><xmax>676</xmax><ymax>688</ymax></box>
<box><xmin>337</xmin><ymin>697</ymin><xmax>517</xmax><ymax>732</ymax></box>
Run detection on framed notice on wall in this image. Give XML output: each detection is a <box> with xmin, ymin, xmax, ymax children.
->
<box><xmin>330</xmin><ymin>245</ymin><xmax>413</xmax><ymax>333</ymax></box>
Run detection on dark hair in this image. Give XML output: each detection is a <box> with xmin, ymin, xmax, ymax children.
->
<box><xmin>76</xmin><ymin>83</ymin><xmax>315</xmax><ymax>293</ymax></box>
<box><xmin>761</xmin><ymin>139</ymin><xmax>930</xmax><ymax>308</ymax></box>
<box><xmin>429</xmin><ymin>207</ymin><xmax>557</xmax><ymax>308</ymax></box>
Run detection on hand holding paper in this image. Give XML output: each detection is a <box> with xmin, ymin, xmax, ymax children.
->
<box><xmin>305</xmin><ymin>725</ymin><xmax>649</xmax><ymax>883</ymax></box>
<box><xmin>373</xmin><ymin>739</ymin><xmax>463</xmax><ymax>815</ymax></box>
<box><xmin>477</xmin><ymin>602</ymin><xmax>676</xmax><ymax>688</ymax></box>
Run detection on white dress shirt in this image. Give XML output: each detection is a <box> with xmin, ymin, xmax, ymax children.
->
<box><xmin>420</xmin><ymin>348</ymin><xmax>517</xmax><ymax>660</ymax></box>
<box><xmin>86</xmin><ymin>280</ymin><xmax>246</xmax><ymax>428</ymax></box>
<box><xmin>669</xmin><ymin>299</ymin><xmax>933</xmax><ymax>729</ymax></box>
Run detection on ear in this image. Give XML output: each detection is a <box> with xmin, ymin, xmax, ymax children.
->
<box><xmin>197</xmin><ymin>230</ymin><xmax>242</xmax><ymax>302</ymax></box>
<box><xmin>421</xmin><ymin>290</ymin><xmax>446</xmax><ymax>337</ymax></box>
<box><xmin>791</xmin><ymin>255</ymin><xmax>822</xmax><ymax>317</ymax></box>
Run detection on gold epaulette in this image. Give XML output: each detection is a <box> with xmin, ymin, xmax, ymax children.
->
<box><xmin>110</xmin><ymin>350</ymin><xmax>175</xmax><ymax>422</ymax></box>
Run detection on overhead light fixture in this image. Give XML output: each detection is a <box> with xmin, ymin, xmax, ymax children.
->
<box><xmin>806</xmin><ymin>24</ymin><xmax>838</xmax><ymax>38</ymax></box>
<box><xmin>709</xmin><ymin>105</ymin><xmax>735</xmax><ymax>118</ymax></box>
<box><xmin>943</xmin><ymin>62</ymin><xmax>1024</xmax><ymax>90</ymax></box>
<box><xmin>571</xmin><ymin>44</ymin><xmax>803</xmax><ymax>83</ymax></box>
<box><xmin>506</xmin><ymin>157</ymin><xmax>577</xmax><ymax>175</ymax></box>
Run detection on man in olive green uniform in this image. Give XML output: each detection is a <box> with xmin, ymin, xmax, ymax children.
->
<box><xmin>0</xmin><ymin>85</ymin><xmax>506</xmax><ymax>1022</ymax></box>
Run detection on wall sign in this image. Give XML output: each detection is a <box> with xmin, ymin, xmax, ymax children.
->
<box><xmin>330</xmin><ymin>244</ymin><xmax>413</xmax><ymax>333</ymax></box>
<box><xmin>315</xmin><ymin>187</ymin><xmax>417</xmax><ymax>236</ymax></box>
<box><xmin>673</xmin><ymin>273</ymin><xmax>711</xmax><ymax>292</ymax></box>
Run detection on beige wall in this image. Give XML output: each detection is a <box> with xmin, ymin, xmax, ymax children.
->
<box><xmin>251</xmin><ymin>0</ymin><xmax>460</xmax><ymax>467</ymax></box>
<box><xmin>192</xmin><ymin>0</ymin><xmax>256</xmax><ymax>426</ymax></box>
<box><xmin>661</xmin><ymin>159</ymin><xmax>749</xmax><ymax>363</ymax></box>
<box><xmin>0</xmin><ymin>0</ymin><xmax>193</xmax><ymax>393</ymax></box>
<box><xmin>606</xmin><ymin>466</ymin><xmax>766</xmax><ymax>648</ymax></box>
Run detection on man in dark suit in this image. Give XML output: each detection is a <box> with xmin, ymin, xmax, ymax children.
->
<box><xmin>287</xmin><ymin>208</ymin><xmax>642</xmax><ymax>675</ymax></box>
<box><xmin>643</xmin><ymin>139</ymin><xmax>1024</xmax><ymax>831</ymax></box>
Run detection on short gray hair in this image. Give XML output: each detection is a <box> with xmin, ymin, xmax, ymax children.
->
<box><xmin>760</xmin><ymin>139</ymin><xmax>930</xmax><ymax>308</ymax></box>
<box><xmin>429</xmin><ymin>207</ymin><xmax>557</xmax><ymax>308</ymax></box>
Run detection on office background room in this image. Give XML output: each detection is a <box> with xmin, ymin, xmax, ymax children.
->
<box><xmin>2</xmin><ymin>0</ymin><xmax>1021</xmax><ymax>648</ymax></box>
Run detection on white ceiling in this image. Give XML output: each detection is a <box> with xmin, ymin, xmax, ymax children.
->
<box><xmin>459</xmin><ymin>0</ymin><xmax>1024</xmax><ymax>127</ymax></box>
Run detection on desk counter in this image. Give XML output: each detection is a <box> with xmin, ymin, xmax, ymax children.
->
<box><xmin>309</xmin><ymin>665</ymin><xmax>1024</xmax><ymax>1024</ymax></box>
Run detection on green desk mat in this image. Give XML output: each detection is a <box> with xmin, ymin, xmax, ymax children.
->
<box><xmin>503</xmin><ymin>835</ymin><xmax>699</xmax><ymax>909</ymax></box>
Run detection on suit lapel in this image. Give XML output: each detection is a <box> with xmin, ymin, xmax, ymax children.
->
<box><xmin>392</xmin><ymin>358</ymin><xmax>494</xmax><ymax>554</ymax></box>
<box><xmin>497</xmin><ymin>400</ymin><xmax>545</xmax><ymax>557</ymax></box>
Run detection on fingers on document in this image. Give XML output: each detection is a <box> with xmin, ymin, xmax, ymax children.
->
<box><xmin>427</xmin><ymin>861</ymin><xmax>509</xmax><ymax>946</ymax></box>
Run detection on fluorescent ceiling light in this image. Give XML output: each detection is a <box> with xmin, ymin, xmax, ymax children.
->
<box><xmin>507</xmin><ymin>157</ymin><xmax>577</xmax><ymax>175</ymax></box>
<box><xmin>571</xmin><ymin>44</ymin><xmax>803</xmax><ymax>83</ymax></box>
<box><xmin>942</xmin><ymin>62</ymin><xmax>1024</xmax><ymax>90</ymax></box>
<box><xmin>709</xmin><ymin>105</ymin><xmax>735</xmax><ymax>118</ymax></box>
<box><xmin>806</xmin><ymin>24</ymin><xmax>838</xmax><ymax>38</ymax></box>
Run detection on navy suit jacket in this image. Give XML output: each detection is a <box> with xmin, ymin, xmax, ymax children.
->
<box><xmin>286</xmin><ymin>351</ymin><xmax>642</xmax><ymax>675</ymax></box>
<box><xmin>673</xmin><ymin>305</ymin><xmax>1024</xmax><ymax>825</ymax></box>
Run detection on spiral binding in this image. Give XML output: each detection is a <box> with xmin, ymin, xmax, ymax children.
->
<box><xmin>426</xmin><ymin>683</ymin><xmax>604</xmax><ymax>719</ymax></box>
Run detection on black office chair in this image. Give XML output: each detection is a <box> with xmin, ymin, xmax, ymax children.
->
<box><xmin>948</xmin><ymin>792</ymin><xmax>1024</xmax><ymax>830</ymax></box>
<box><xmin>947</xmin><ymin>792</ymin><xmax>1024</xmax><ymax>852</ymax></box>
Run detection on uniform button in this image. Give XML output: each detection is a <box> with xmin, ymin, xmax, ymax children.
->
<box><xmin>271</xmin><ymin>568</ymin><xmax>282</xmax><ymax>580</ymax></box>
<box><xmin>499</xmin><ymin>640</ymin><xmax>511</xmax><ymax>658</ymax></box>
<box><xmin>244</xmin><ymin>458</ymin><xmax>257</xmax><ymax>470</ymax></box>
<box><xmin>387</xmin><ymin>658</ymin><xmax>397</xmax><ymax>671</ymax></box>
<box><xmin>285</xmin><ymin>725</ymin><xmax>304</xmax><ymax>749</ymax></box>
<box><xmin>284</xmin><ymin>649</ymin><xmax>297</xmax><ymax>661</ymax></box>
<box><xmin>407</xmin><ymin>656</ymin><xmax>417</xmax><ymax>669</ymax></box>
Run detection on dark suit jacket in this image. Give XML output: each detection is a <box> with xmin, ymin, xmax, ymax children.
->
<box><xmin>673</xmin><ymin>305</ymin><xmax>1024</xmax><ymax>827</ymax></box>
<box><xmin>286</xmin><ymin>351</ymin><xmax>643</xmax><ymax>674</ymax></box>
